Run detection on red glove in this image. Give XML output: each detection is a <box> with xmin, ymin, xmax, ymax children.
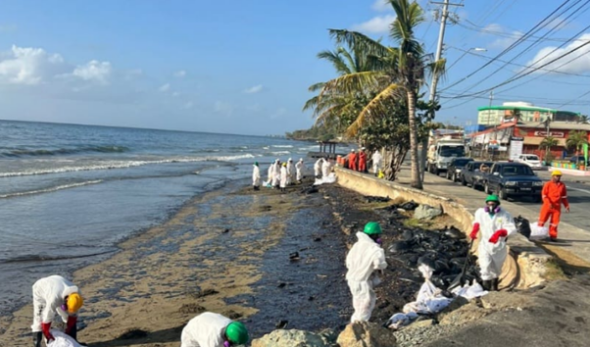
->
<box><xmin>470</xmin><ymin>223</ymin><xmax>480</xmax><ymax>240</ymax></box>
<box><xmin>41</xmin><ymin>322</ymin><xmax>54</xmax><ymax>342</ymax></box>
<box><xmin>65</xmin><ymin>315</ymin><xmax>77</xmax><ymax>337</ymax></box>
<box><xmin>489</xmin><ymin>229</ymin><xmax>508</xmax><ymax>244</ymax></box>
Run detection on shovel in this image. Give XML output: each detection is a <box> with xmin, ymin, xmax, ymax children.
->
<box><xmin>447</xmin><ymin>238</ymin><xmax>475</xmax><ymax>291</ymax></box>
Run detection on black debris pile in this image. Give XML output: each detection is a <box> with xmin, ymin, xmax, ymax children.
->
<box><xmin>515</xmin><ymin>215</ymin><xmax>531</xmax><ymax>239</ymax></box>
<box><xmin>364</xmin><ymin>195</ymin><xmax>391</xmax><ymax>203</ymax></box>
<box><xmin>399</xmin><ymin>201</ymin><xmax>419</xmax><ymax>211</ymax></box>
<box><xmin>387</xmin><ymin>226</ymin><xmax>480</xmax><ymax>290</ymax></box>
<box><xmin>300</xmin><ymin>185</ymin><xmax>319</xmax><ymax>195</ymax></box>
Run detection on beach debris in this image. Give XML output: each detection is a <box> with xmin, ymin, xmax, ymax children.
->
<box><xmin>300</xmin><ymin>186</ymin><xmax>319</xmax><ymax>194</ymax></box>
<box><xmin>337</xmin><ymin>321</ymin><xmax>393</xmax><ymax>347</ymax></box>
<box><xmin>259</xmin><ymin>205</ymin><xmax>272</xmax><ymax>212</ymax></box>
<box><xmin>275</xmin><ymin>320</ymin><xmax>289</xmax><ymax>329</ymax></box>
<box><xmin>364</xmin><ymin>195</ymin><xmax>391</xmax><ymax>203</ymax></box>
<box><xmin>515</xmin><ymin>215</ymin><xmax>532</xmax><ymax>239</ymax></box>
<box><xmin>222</xmin><ymin>228</ymin><xmax>231</xmax><ymax>233</ymax></box>
<box><xmin>413</xmin><ymin>204</ymin><xmax>443</xmax><ymax>220</ymax></box>
<box><xmin>277</xmin><ymin>282</ymin><xmax>287</xmax><ymax>288</ymax></box>
<box><xmin>252</xmin><ymin>329</ymin><xmax>331</xmax><ymax>347</ymax></box>
<box><xmin>314</xmin><ymin>237</ymin><xmax>322</xmax><ymax>242</ymax></box>
<box><xmin>399</xmin><ymin>201</ymin><xmax>419</xmax><ymax>211</ymax></box>
<box><xmin>289</xmin><ymin>251</ymin><xmax>300</xmax><ymax>261</ymax></box>
<box><xmin>179</xmin><ymin>303</ymin><xmax>206</xmax><ymax>314</ymax></box>
<box><xmin>190</xmin><ymin>288</ymin><xmax>219</xmax><ymax>299</ymax></box>
<box><xmin>223</xmin><ymin>310</ymin><xmax>243</xmax><ymax>319</ymax></box>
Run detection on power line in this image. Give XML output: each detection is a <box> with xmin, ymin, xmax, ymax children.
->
<box><xmin>439</xmin><ymin>0</ymin><xmax>574</xmax><ymax>92</ymax></box>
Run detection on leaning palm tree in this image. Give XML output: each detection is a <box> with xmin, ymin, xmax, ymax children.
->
<box><xmin>578</xmin><ymin>114</ymin><xmax>589</xmax><ymax>124</ymax></box>
<box><xmin>303</xmin><ymin>45</ymin><xmax>376</xmax><ymax>134</ymax></box>
<box><xmin>315</xmin><ymin>0</ymin><xmax>444</xmax><ymax>189</ymax></box>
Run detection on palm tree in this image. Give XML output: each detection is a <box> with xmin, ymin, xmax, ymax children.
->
<box><xmin>539</xmin><ymin>136</ymin><xmax>558</xmax><ymax>163</ymax></box>
<box><xmin>578</xmin><ymin>114</ymin><xmax>589</xmax><ymax>124</ymax></box>
<box><xmin>303</xmin><ymin>46</ymin><xmax>375</xmax><ymax>134</ymax></box>
<box><xmin>566</xmin><ymin>130</ymin><xmax>588</xmax><ymax>166</ymax></box>
<box><xmin>316</xmin><ymin>0</ymin><xmax>444</xmax><ymax>189</ymax></box>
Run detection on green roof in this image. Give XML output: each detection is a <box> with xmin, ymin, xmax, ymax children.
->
<box><xmin>477</xmin><ymin>105</ymin><xmax>579</xmax><ymax>114</ymax></box>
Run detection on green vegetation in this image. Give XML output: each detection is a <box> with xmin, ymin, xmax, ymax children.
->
<box><xmin>297</xmin><ymin>0</ymin><xmax>444</xmax><ymax>187</ymax></box>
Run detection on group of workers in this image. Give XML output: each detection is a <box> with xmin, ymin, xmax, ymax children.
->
<box><xmin>31</xmin><ymin>169</ymin><xmax>571</xmax><ymax>346</ymax></box>
<box><xmin>252</xmin><ymin>157</ymin><xmax>308</xmax><ymax>191</ymax></box>
<box><xmin>342</xmin><ymin>148</ymin><xmax>383</xmax><ymax>176</ymax></box>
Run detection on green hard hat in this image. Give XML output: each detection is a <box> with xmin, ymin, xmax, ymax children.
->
<box><xmin>254</xmin><ymin>161</ymin><xmax>259</xmax><ymax>166</ymax></box>
<box><xmin>226</xmin><ymin>321</ymin><xmax>249</xmax><ymax>344</ymax></box>
<box><xmin>363</xmin><ymin>222</ymin><xmax>382</xmax><ymax>235</ymax></box>
<box><xmin>485</xmin><ymin>194</ymin><xmax>500</xmax><ymax>203</ymax></box>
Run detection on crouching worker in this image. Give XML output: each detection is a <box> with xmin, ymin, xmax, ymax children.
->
<box><xmin>32</xmin><ymin>275</ymin><xmax>84</xmax><ymax>347</ymax></box>
<box><xmin>345</xmin><ymin>222</ymin><xmax>387</xmax><ymax>323</ymax></box>
<box><xmin>470</xmin><ymin>195</ymin><xmax>516</xmax><ymax>291</ymax></box>
<box><xmin>181</xmin><ymin>312</ymin><xmax>249</xmax><ymax>347</ymax></box>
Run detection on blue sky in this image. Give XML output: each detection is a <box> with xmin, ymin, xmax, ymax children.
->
<box><xmin>0</xmin><ymin>0</ymin><xmax>589</xmax><ymax>135</ymax></box>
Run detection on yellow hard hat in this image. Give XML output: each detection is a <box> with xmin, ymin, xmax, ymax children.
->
<box><xmin>66</xmin><ymin>293</ymin><xmax>84</xmax><ymax>314</ymax></box>
<box><xmin>552</xmin><ymin>170</ymin><xmax>562</xmax><ymax>176</ymax></box>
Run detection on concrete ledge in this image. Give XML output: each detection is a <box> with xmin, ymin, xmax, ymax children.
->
<box><xmin>549</xmin><ymin>167</ymin><xmax>590</xmax><ymax>176</ymax></box>
<box><xmin>335</xmin><ymin>166</ymin><xmax>553</xmax><ymax>289</ymax></box>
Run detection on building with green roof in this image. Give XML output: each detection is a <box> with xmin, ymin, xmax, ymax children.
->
<box><xmin>477</xmin><ymin>102</ymin><xmax>579</xmax><ymax>126</ymax></box>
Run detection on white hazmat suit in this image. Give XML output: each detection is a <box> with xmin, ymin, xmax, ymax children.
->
<box><xmin>314</xmin><ymin>158</ymin><xmax>324</xmax><ymax>178</ymax></box>
<box><xmin>180</xmin><ymin>312</ymin><xmax>232</xmax><ymax>347</ymax></box>
<box><xmin>372</xmin><ymin>150</ymin><xmax>382</xmax><ymax>174</ymax></box>
<box><xmin>295</xmin><ymin>159</ymin><xmax>305</xmax><ymax>182</ymax></box>
<box><xmin>473</xmin><ymin>208</ymin><xmax>516</xmax><ymax>281</ymax></box>
<box><xmin>271</xmin><ymin>160</ymin><xmax>281</xmax><ymax>187</ymax></box>
<box><xmin>345</xmin><ymin>232</ymin><xmax>387</xmax><ymax>323</ymax></box>
<box><xmin>280</xmin><ymin>165</ymin><xmax>288</xmax><ymax>189</ymax></box>
<box><xmin>287</xmin><ymin>158</ymin><xmax>295</xmax><ymax>184</ymax></box>
<box><xmin>252</xmin><ymin>164</ymin><xmax>261</xmax><ymax>187</ymax></box>
<box><xmin>31</xmin><ymin>275</ymin><xmax>79</xmax><ymax>332</ymax></box>
<box><xmin>321</xmin><ymin>159</ymin><xmax>331</xmax><ymax>178</ymax></box>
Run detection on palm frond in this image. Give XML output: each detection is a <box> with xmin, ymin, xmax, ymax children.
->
<box><xmin>308</xmin><ymin>82</ymin><xmax>326</xmax><ymax>92</ymax></box>
<box><xmin>346</xmin><ymin>84</ymin><xmax>404</xmax><ymax>136</ymax></box>
<box><xmin>317</xmin><ymin>50</ymin><xmax>351</xmax><ymax>75</ymax></box>
<box><xmin>328</xmin><ymin>29</ymin><xmax>392</xmax><ymax>58</ymax></box>
<box><xmin>321</xmin><ymin>71</ymin><xmax>388</xmax><ymax>96</ymax></box>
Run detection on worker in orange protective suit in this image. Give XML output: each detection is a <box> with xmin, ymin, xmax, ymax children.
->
<box><xmin>348</xmin><ymin>149</ymin><xmax>357</xmax><ymax>171</ymax></box>
<box><xmin>538</xmin><ymin>170</ymin><xmax>570</xmax><ymax>241</ymax></box>
<box><xmin>358</xmin><ymin>147</ymin><xmax>367</xmax><ymax>173</ymax></box>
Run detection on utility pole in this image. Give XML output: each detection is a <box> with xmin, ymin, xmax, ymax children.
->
<box><xmin>420</xmin><ymin>0</ymin><xmax>464</xmax><ymax>181</ymax></box>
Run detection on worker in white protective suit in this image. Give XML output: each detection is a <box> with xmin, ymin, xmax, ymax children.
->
<box><xmin>180</xmin><ymin>312</ymin><xmax>249</xmax><ymax>347</ymax></box>
<box><xmin>280</xmin><ymin>162</ymin><xmax>288</xmax><ymax>192</ymax></box>
<box><xmin>470</xmin><ymin>194</ymin><xmax>516</xmax><ymax>291</ymax></box>
<box><xmin>271</xmin><ymin>159</ymin><xmax>281</xmax><ymax>188</ymax></box>
<box><xmin>252</xmin><ymin>162</ymin><xmax>261</xmax><ymax>190</ymax></box>
<box><xmin>295</xmin><ymin>158</ymin><xmax>305</xmax><ymax>183</ymax></box>
<box><xmin>286</xmin><ymin>158</ymin><xmax>294</xmax><ymax>186</ymax></box>
<box><xmin>371</xmin><ymin>149</ymin><xmax>382</xmax><ymax>176</ymax></box>
<box><xmin>31</xmin><ymin>275</ymin><xmax>84</xmax><ymax>347</ymax></box>
<box><xmin>314</xmin><ymin>158</ymin><xmax>324</xmax><ymax>178</ymax></box>
<box><xmin>345</xmin><ymin>222</ymin><xmax>387</xmax><ymax>323</ymax></box>
<box><xmin>321</xmin><ymin>157</ymin><xmax>331</xmax><ymax>178</ymax></box>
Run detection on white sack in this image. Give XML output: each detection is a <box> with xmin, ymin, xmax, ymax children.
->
<box><xmin>314</xmin><ymin>173</ymin><xmax>337</xmax><ymax>186</ymax></box>
<box><xmin>48</xmin><ymin>330</ymin><xmax>82</xmax><ymax>347</ymax></box>
<box><xmin>530</xmin><ymin>224</ymin><xmax>549</xmax><ymax>240</ymax></box>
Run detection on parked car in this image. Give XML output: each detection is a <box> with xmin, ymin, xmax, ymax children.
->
<box><xmin>446</xmin><ymin>157</ymin><xmax>474</xmax><ymax>182</ymax></box>
<box><xmin>461</xmin><ymin>161</ymin><xmax>494</xmax><ymax>189</ymax></box>
<box><xmin>516</xmin><ymin>154</ymin><xmax>543</xmax><ymax>169</ymax></box>
<box><xmin>484</xmin><ymin>162</ymin><xmax>543</xmax><ymax>201</ymax></box>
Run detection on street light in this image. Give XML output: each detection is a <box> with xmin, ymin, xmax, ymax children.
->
<box><xmin>446</xmin><ymin>47</ymin><xmax>487</xmax><ymax>71</ymax></box>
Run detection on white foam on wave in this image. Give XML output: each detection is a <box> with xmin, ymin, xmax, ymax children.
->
<box><xmin>271</xmin><ymin>145</ymin><xmax>294</xmax><ymax>148</ymax></box>
<box><xmin>0</xmin><ymin>154</ymin><xmax>255</xmax><ymax>178</ymax></box>
<box><xmin>271</xmin><ymin>151</ymin><xmax>290</xmax><ymax>156</ymax></box>
<box><xmin>0</xmin><ymin>180</ymin><xmax>103</xmax><ymax>199</ymax></box>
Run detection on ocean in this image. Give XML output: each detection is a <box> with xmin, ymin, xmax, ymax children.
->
<box><xmin>0</xmin><ymin>120</ymin><xmax>325</xmax><ymax>315</ymax></box>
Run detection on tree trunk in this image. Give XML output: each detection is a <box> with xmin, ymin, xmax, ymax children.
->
<box><xmin>408</xmin><ymin>91</ymin><xmax>422</xmax><ymax>189</ymax></box>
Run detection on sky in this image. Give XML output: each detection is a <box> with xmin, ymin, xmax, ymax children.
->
<box><xmin>0</xmin><ymin>0</ymin><xmax>589</xmax><ymax>135</ymax></box>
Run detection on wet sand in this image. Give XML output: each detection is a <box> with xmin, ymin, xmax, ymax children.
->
<box><xmin>0</xmin><ymin>178</ymin><xmax>465</xmax><ymax>347</ymax></box>
<box><xmin>0</xmin><ymin>179</ymin><xmax>352</xmax><ymax>346</ymax></box>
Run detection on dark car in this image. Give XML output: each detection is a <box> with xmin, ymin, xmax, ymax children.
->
<box><xmin>446</xmin><ymin>157</ymin><xmax>474</xmax><ymax>182</ymax></box>
<box><xmin>461</xmin><ymin>161</ymin><xmax>494</xmax><ymax>189</ymax></box>
<box><xmin>484</xmin><ymin>162</ymin><xmax>543</xmax><ymax>201</ymax></box>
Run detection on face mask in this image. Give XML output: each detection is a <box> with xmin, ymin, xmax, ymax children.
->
<box><xmin>484</xmin><ymin>204</ymin><xmax>501</xmax><ymax>213</ymax></box>
<box><xmin>376</xmin><ymin>237</ymin><xmax>383</xmax><ymax>245</ymax></box>
<box><xmin>224</xmin><ymin>341</ymin><xmax>231</xmax><ymax>347</ymax></box>
<box><xmin>61</xmin><ymin>304</ymin><xmax>67</xmax><ymax>311</ymax></box>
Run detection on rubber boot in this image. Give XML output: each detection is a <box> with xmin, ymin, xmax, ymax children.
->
<box><xmin>492</xmin><ymin>278</ymin><xmax>500</xmax><ymax>291</ymax></box>
<box><xmin>34</xmin><ymin>332</ymin><xmax>43</xmax><ymax>347</ymax></box>
<box><xmin>482</xmin><ymin>280</ymin><xmax>492</xmax><ymax>291</ymax></box>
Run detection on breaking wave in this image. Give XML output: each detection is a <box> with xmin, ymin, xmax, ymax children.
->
<box><xmin>1</xmin><ymin>145</ymin><xmax>130</xmax><ymax>157</ymax></box>
<box><xmin>0</xmin><ymin>154</ymin><xmax>255</xmax><ymax>178</ymax></box>
<box><xmin>0</xmin><ymin>180</ymin><xmax>103</xmax><ymax>199</ymax></box>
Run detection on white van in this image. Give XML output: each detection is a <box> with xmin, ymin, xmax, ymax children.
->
<box><xmin>516</xmin><ymin>154</ymin><xmax>543</xmax><ymax>169</ymax></box>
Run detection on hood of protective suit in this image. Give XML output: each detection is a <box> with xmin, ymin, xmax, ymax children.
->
<box><xmin>474</xmin><ymin>208</ymin><xmax>516</xmax><ymax>254</ymax></box>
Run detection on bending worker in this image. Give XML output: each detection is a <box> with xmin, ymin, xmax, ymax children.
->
<box><xmin>358</xmin><ymin>147</ymin><xmax>367</xmax><ymax>173</ymax></box>
<box><xmin>181</xmin><ymin>312</ymin><xmax>249</xmax><ymax>347</ymax></box>
<box><xmin>295</xmin><ymin>158</ymin><xmax>305</xmax><ymax>183</ymax></box>
<box><xmin>345</xmin><ymin>222</ymin><xmax>387</xmax><ymax>322</ymax></box>
<box><xmin>538</xmin><ymin>170</ymin><xmax>570</xmax><ymax>241</ymax></box>
<box><xmin>470</xmin><ymin>195</ymin><xmax>516</xmax><ymax>291</ymax></box>
<box><xmin>32</xmin><ymin>275</ymin><xmax>84</xmax><ymax>347</ymax></box>
<box><xmin>314</xmin><ymin>158</ymin><xmax>324</xmax><ymax>178</ymax></box>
